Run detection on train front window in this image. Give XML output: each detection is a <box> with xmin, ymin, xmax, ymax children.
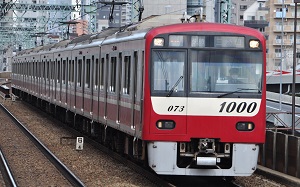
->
<box><xmin>151</xmin><ymin>50</ymin><xmax>185</xmax><ymax>95</ymax></box>
<box><xmin>190</xmin><ymin>50</ymin><xmax>263</xmax><ymax>94</ymax></box>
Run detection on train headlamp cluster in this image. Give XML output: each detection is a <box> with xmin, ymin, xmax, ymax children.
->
<box><xmin>249</xmin><ymin>40</ymin><xmax>260</xmax><ymax>49</ymax></box>
<box><xmin>154</xmin><ymin>38</ymin><xmax>164</xmax><ymax>46</ymax></box>
<box><xmin>156</xmin><ymin>120</ymin><xmax>176</xmax><ymax>129</ymax></box>
<box><xmin>236</xmin><ymin>122</ymin><xmax>255</xmax><ymax>131</ymax></box>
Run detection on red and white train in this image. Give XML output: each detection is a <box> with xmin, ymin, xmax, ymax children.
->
<box><xmin>11</xmin><ymin>15</ymin><xmax>266</xmax><ymax>176</ymax></box>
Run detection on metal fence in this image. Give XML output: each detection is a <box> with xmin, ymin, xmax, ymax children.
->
<box><xmin>258</xmin><ymin>130</ymin><xmax>300</xmax><ymax>178</ymax></box>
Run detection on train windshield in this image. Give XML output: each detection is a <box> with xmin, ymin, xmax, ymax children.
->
<box><xmin>190</xmin><ymin>50</ymin><xmax>263</xmax><ymax>94</ymax></box>
<box><xmin>151</xmin><ymin>49</ymin><xmax>263</xmax><ymax>97</ymax></box>
<box><xmin>151</xmin><ymin>50</ymin><xmax>186</xmax><ymax>96</ymax></box>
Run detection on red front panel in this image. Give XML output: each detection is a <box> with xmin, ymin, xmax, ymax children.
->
<box><xmin>141</xmin><ymin>23</ymin><xmax>266</xmax><ymax>144</ymax></box>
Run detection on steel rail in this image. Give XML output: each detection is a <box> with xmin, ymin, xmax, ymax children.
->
<box><xmin>0</xmin><ymin>148</ymin><xmax>17</xmax><ymax>187</ymax></box>
<box><xmin>0</xmin><ymin>103</ymin><xmax>85</xmax><ymax>187</ymax></box>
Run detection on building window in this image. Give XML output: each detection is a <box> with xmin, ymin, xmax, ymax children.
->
<box><xmin>240</xmin><ymin>15</ymin><xmax>243</xmax><ymax>20</ymax></box>
<box><xmin>240</xmin><ymin>5</ymin><xmax>247</xmax><ymax>10</ymax></box>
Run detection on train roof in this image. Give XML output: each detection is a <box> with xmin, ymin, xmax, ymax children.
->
<box><xmin>100</xmin><ymin>15</ymin><xmax>186</xmax><ymax>45</ymax></box>
<box><xmin>69</xmin><ymin>34</ymin><xmax>94</xmax><ymax>44</ymax></box>
<box><xmin>52</xmin><ymin>39</ymin><xmax>71</xmax><ymax>49</ymax></box>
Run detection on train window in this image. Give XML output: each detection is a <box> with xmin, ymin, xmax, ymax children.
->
<box><xmin>51</xmin><ymin>61</ymin><xmax>54</xmax><ymax>80</ymax></box>
<box><xmin>110</xmin><ymin>57</ymin><xmax>117</xmax><ymax>92</ymax></box>
<box><xmin>169</xmin><ymin>35</ymin><xmax>185</xmax><ymax>47</ymax></box>
<box><xmin>71</xmin><ymin>60</ymin><xmax>74</xmax><ymax>83</ymax></box>
<box><xmin>47</xmin><ymin>61</ymin><xmax>50</xmax><ymax>80</ymax></box>
<box><xmin>214</xmin><ymin>36</ymin><xmax>245</xmax><ymax>48</ymax></box>
<box><xmin>100</xmin><ymin>58</ymin><xmax>105</xmax><ymax>90</ymax></box>
<box><xmin>151</xmin><ymin>50</ymin><xmax>185</xmax><ymax>94</ymax></box>
<box><xmin>123</xmin><ymin>56</ymin><xmax>131</xmax><ymax>95</ymax></box>
<box><xmin>62</xmin><ymin>60</ymin><xmax>66</xmax><ymax>84</ymax></box>
<box><xmin>95</xmin><ymin>59</ymin><xmax>99</xmax><ymax>90</ymax></box>
<box><xmin>78</xmin><ymin>59</ymin><xmax>82</xmax><ymax>87</ymax></box>
<box><xmin>191</xmin><ymin>36</ymin><xmax>206</xmax><ymax>47</ymax></box>
<box><xmin>68</xmin><ymin>60</ymin><xmax>71</xmax><ymax>83</ymax></box>
<box><xmin>43</xmin><ymin>61</ymin><xmax>46</xmax><ymax>81</ymax></box>
<box><xmin>190</xmin><ymin>50</ymin><xmax>263</xmax><ymax>93</ymax></box>
<box><xmin>38</xmin><ymin>61</ymin><xmax>41</xmax><ymax>78</ymax></box>
<box><xmin>33</xmin><ymin>61</ymin><xmax>35</xmax><ymax>78</ymax></box>
<box><xmin>86</xmin><ymin>59</ymin><xmax>91</xmax><ymax>88</ymax></box>
<box><xmin>57</xmin><ymin>60</ymin><xmax>61</xmax><ymax>83</ymax></box>
<box><xmin>134</xmin><ymin>51</ymin><xmax>138</xmax><ymax>99</ymax></box>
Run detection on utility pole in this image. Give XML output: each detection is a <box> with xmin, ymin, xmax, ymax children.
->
<box><xmin>215</xmin><ymin>0</ymin><xmax>231</xmax><ymax>23</ymax></box>
<box><xmin>292</xmin><ymin>0</ymin><xmax>300</xmax><ymax>135</ymax></box>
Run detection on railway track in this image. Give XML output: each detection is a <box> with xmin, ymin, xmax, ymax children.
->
<box><xmin>1</xmin><ymin>98</ymin><xmax>239</xmax><ymax>186</ymax></box>
<box><xmin>19</xmin><ymin>101</ymin><xmax>175</xmax><ymax>187</ymax></box>
<box><xmin>15</xmin><ymin>100</ymin><xmax>241</xmax><ymax>187</ymax></box>
<box><xmin>0</xmin><ymin>98</ymin><xmax>289</xmax><ymax>186</ymax></box>
<box><xmin>0</xmin><ymin>103</ymin><xmax>84</xmax><ymax>187</ymax></box>
<box><xmin>0</xmin><ymin>148</ymin><xmax>17</xmax><ymax>187</ymax></box>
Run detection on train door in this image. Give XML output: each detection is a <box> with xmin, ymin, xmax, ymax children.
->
<box><xmin>90</xmin><ymin>56</ymin><xmax>94</xmax><ymax>116</ymax></box>
<box><xmin>30</xmin><ymin>58</ymin><xmax>34</xmax><ymax>96</ymax></box>
<box><xmin>38</xmin><ymin>56</ymin><xmax>42</xmax><ymax>99</ymax></box>
<box><xmin>41</xmin><ymin>56</ymin><xmax>46</xmax><ymax>99</ymax></box>
<box><xmin>56</xmin><ymin>58</ymin><xmax>61</xmax><ymax>105</ymax></box>
<box><xmin>116</xmin><ymin>52</ymin><xmax>122</xmax><ymax>124</ymax></box>
<box><xmin>45</xmin><ymin>58</ymin><xmax>49</xmax><ymax>101</ymax></box>
<box><xmin>136</xmin><ymin>51</ymin><xmax>144</xmax><ymax>136</ymax></box>
<box><xmin>131</xmin><ymin>51</ymin><xmax>138</xmax><ymax>130</ymax></box>
<box><xmin>61</xmin><ymin>57</ymin><xmax>67</xmax><ymax>106</ymax></box>
<box><xmin>98</xmin><ymin>56</ymin><xmax>106</xmax><ymax>122</ymax></box>
<box><xmin>52</xmin><ymin>58</ymin><xmax>57</xmax><ymax>104</ymax></box>
<box><xmin>105</xmin><ymin>52</ymin><xmax>120</xmax><ymax>128</ymax></box>
<box><xmin>92</xmin><ymin>56</ymin><xmax>99</xmax><ymax>121</ymax></box>
<box><xmin>69</xmin><ymin>57</ymin><xmax>76</xmax><ymax>111</ymax></box>
<box><xmin>83</xmin><ymin>55</ymin><xmax>92</xmax><ymax>116</ymax></box>
<box><xmin>74</xmin><ymin>55</ymin><xmax>84</xmax><ymax>112</ymax></box>
<box><xmin>103</xmin><ymin>54</ymin><xmax>109</xmax><ymax>121</ymax></box>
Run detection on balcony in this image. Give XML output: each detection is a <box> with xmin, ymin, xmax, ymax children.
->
<box><xmin>273</xmin><ymin>39</ymin><xmax>300</xmax><ymax>46</ymax></box>
<box><xmin>244</xmin><ymin>20</ymin><xmax>268</xmax><ymax>29</ymax></box>
<box><xmin>274</xmin><ymin>0</ymin><xmax>293</xmax><ymax>5</ymax></box>
<box><xmin>274</xmin><ymin>53</ymin><xmax>282</xmax><ymax>58</ymax></box>
<box><xmin>273</xmin><ymin>39</ymin><xmax>293</xmax><ymax>46</ymax></box>
<box><xmin>273</xmin><ymin>11</ymin><xmax>298</xmax><ymax>19</ymax></box>
<box><xmin>273</xmin><ymin>25</ymin><xmax>300</xmax><ymax>32</ymax></box>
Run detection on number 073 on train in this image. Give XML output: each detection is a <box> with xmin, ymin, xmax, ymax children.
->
<box><xmin>11</xmin><ymin>15</ymin><xmax>266</xmax><ymax>177</ymax></box>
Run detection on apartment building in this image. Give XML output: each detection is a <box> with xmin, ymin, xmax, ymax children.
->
<box><xmin>265</xmin><ymin>0</ymin><xmax>299</xmax><ymax>71</ymax></box>
<box><xmin>231</xmin><ymin>0</ymin><xmax>256</xmax><ymax>25</ymax></box>
<box><xmin>97</xmin><ymin>0</ymin><xmax>131</xmax><ymax>30</ymax></box>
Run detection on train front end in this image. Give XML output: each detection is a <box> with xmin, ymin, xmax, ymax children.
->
<box><xmin>143</xmin><ymin>23</ymin><xmax>266</xmax><ymax>176</ymax></box>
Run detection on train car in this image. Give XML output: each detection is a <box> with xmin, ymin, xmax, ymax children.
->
<box><xmin>11</xmin><ymin>14</ymin><xmax>266</xmax><ymax>177</ymax></box>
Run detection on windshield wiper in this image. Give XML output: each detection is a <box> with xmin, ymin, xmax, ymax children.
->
<box><xmin>217</xmin><ymin>88</ymin><xmax>260</xmax><ymax>98</ymax></box>
<box><xmin>166</xmin><ymin>76</ymin><xmax>183</xmax><ymax>97</ymax></box>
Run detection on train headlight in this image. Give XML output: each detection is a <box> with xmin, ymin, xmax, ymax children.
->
<box><xmin>156</xmin><ymin>120</ymin><xmax>176</xmax><ymax>129</ymax></box>
<box><xmin>236</xmin><ymin>122</ymin><xmax>255</xmax><ymax>131</ymax></box>
<box><xmin>249</xmin><ymin>40</ymin><xmax>260</xmax><ymax>49</ymax></box>
<box><xmin>153</xmin><ymin>38</ymin><xmax>164</xmax><ymax>46</ymax></box>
